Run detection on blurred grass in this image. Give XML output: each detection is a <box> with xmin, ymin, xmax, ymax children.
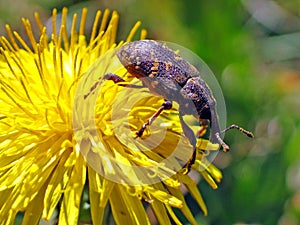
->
<box><xmin>1</xmin><ymin>0</ymin><xmax>300</xmax><ymax>224</ymax></box>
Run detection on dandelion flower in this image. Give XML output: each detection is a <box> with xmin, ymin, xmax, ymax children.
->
<box><xmin>0</xmin><ymin>7</ymin><xmax>223</xmax><ymax>225</ymax></box>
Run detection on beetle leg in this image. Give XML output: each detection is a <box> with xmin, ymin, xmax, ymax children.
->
<box><xmin>105</xmin><ymin>73</ymin><xmax>144</xmax><ymax>88</ymax></box>
<box><xmin>179</xmin><ymin>111</ymin><xmax>197</xmax><ymax>174</ymax></box>
<box><xmin>84</xmin><ymin>73</ymin><xmax>125</xmax><ymax>99</ymax></box>
<box><xmin>104</xmin><ymin>73</ymin><xmax>126</xmax><ymax>83</ymax></box>
<box><xmin>84</xmin><ymin>80</ymin><xmax>101</xmax><ymax>99</ymax></box>
<box><xmin>196</xmin><ymin>119</ymin><xmax>209</xmax><ymax>138</ymax></box>
<box><xmin>84</xmin><ymin>73</ymin><xmax>143</xmax><ymax>99</ymax></box>
<box><xmin>135</xmin><ymin>100</ymin><xmax>172</xmax><ymax>138</ymax></box>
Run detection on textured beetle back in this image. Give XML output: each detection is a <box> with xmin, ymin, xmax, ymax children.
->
<box><xmin>117</xmin><ymin>40</ymin><xmax>200</xmax><ymax>83</ymax></box>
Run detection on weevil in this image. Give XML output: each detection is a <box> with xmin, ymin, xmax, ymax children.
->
<box><xmin>84</xmin><ymin>40</ymin><xmax>254</xmax><ymax>173</ymax></box>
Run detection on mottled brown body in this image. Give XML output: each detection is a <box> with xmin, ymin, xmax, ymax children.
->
<box><xmin>117</xmin><ymin>40</ymin><xmax>221</xmax><ymax>144</ymax></box>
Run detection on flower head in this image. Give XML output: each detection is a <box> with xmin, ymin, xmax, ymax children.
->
<box><xmin>0</xmin><ymin>7</ymin><xmax>223</xmax><ymax>225</ymax></box>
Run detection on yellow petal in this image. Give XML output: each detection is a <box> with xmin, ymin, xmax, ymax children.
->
<box><xmin>22</xmin><ymin>181</ymin><xmax>48</xmax><ymax>225</ymax></box>
<box><xmin>43</xmin><ymin>149</ymin><xmax>73</xmax><ymax>220</ymax></box>
<box><xmin>148</xmin><ymin>199</ymin><xmax>172</xmax><ymax>225</ymax></box>
<box><xmin>167</xmin><ymin>186</ymin><xmax>197</xmax><ymax>225</ymax></box>
<box><xmin>88</xmin><ymin>166</ymin><xmax>115</xmax><ymax>224</ymax></box>
<box><xmin>165</xmin><ymin>205</ymin><xmax>183</xmax><ymax>225</ymax></box>
<box><xmin>58</xmin><ymin>155</ymin><xmax>86</xmax><ymax>225</ymax></box>
<box><xmin>178</xmin><ymin>174</ymin><xmax>208</xmax><ymax>216</ymax></box>
<box><xmin>110</xmin><ymin>185</ymin><xmax>151</xmax><ymax>225</ymax></box>
<box><xmin>147</xmin><ymin>183</ymin><xmax>183</xmax><ymax>208</ymax></box>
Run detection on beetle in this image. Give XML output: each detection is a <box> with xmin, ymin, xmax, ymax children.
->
<box><xmin>84</xmin><ymin>40</ymin><xmax>254</xmax><ymax>173</ymax></box>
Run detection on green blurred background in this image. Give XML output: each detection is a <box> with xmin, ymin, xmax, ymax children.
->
<box><xmin>1</xmin><ymin>0</ymin><xmax>300</xmax><ymax>224</ymax></box>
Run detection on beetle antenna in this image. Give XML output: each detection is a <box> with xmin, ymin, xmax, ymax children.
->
<box><xmin>221</xmin><ymin>124</ymin><xmax>254</xmax><ymax>138</ymax></box>
<box><xmin>215</xmin><ymin>124</ymin><xmax>254</xmax><ymax>152</ymax></box>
